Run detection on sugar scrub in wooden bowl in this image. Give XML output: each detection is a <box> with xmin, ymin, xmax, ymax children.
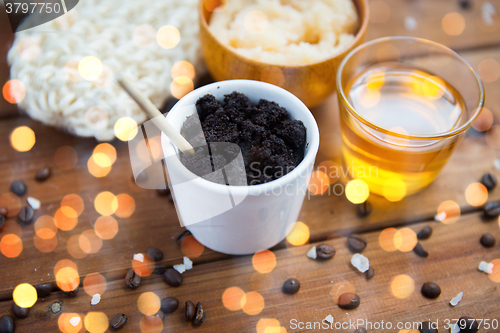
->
<box><xmin>199</xmin><ymin>0</ymin><xmax>369</xmax><ymax>107</ymax></box>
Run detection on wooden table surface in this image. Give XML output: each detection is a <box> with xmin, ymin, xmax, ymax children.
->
<box><xmin>1</xmin><ymin>0</ymin><xmax>500</xmax><ymax>332</ymax></box>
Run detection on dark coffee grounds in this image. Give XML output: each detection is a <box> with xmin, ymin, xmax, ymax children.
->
<box><xmin>180</xmin><ymin>92</ymin><xmax>306</xmax><ymax>185</ymax></box>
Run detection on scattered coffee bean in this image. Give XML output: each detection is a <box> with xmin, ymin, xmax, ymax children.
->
<box><xmin>0</xmin><ymin>315</ymin><xmax>15</xmax><ymax>333</ymax></box>
<box><xmin>160</xmin><ymin>297</ymin><xmax>179</xmax><ymax>314</ymax></box>
<box><xmin>316</xmin><ymin>244</ymin><xmax>336</xmax><ymax>260</ymax></box>
<box><xmin>348</xmin><ymin>235</ymin><xmax>367</xmax><ymax>253</ymax></box>
<box><xmin>365</xmin><ymin>267</ymin><xmax>375</xmax><ymax>280</ymax></box>
<box><xmin>146</xmin><ymin>247</ymin><xmax>163</xmax><ymax>262</ymax></box>
<box><xmin>0</xmin><ymin>207</ymin><xmax>7</xmax><ymax>216</ymax></box>
<box><xmin>413</xmin><ymin>242</ymin><xmax>429</xmax><ymax>258</ymax></box>
<box><xmin>35</xmin><ymin>283</ymin><xmax>53</xmax><ymax>298</ymax></box>
<box><xmin>110</xmin><ymin>313</ymin><xmax>128</xmax><ymax>330</ymax></box>
<box><xmin>417</xmin><ymin>226</ymin><xmax>433</xmax><ymax>240</ymax></box>
<box><xmin>49</xmin><ymin>302</ymin><xmax>62</xmax><ymax>314</ymax></box>
<box><xmin>421</xmin><ymin>282</ymin><xmax>441</xmax><ymax>299</ymax></box>
<box><xmin>355</xmin><ymin>329</ymin><xmax>367</xmax><ymax>333</ymax></box>
<box><xmin>12</xmin><ymin>303</ymin><xmax>29</xmax><ymax>319</ymax></box>
<box><xmin>192</xmin><ymin>302</ymin><xmax>205</xmax><ymax>326</ymax></box>
<box><xmin>282</xmin><ymin>278</ymin><xmax>300</xmax><ymax>295</ymax></box>
<box><xmin>0</xmin><ymin>215</ymin><xmax>5</xmax><ymax>232</ymax></box>
<box><xmin>185</xmin><ymin>301</ymin><xmax>196</xmax><ymax>321</ymax></box>
<box><xmin>480</xmin><ymin>233</ymin><xmax>496</xmax><ymax>248</ymax></box>
<box><xmin>484</xmin><ymin>202</ymin><xmax>500</xmax><ymax>219</ymax></box>
<box><xmin>357</xmin><ymin>201</ymin><xmax>372</xmax><ymax>217</ymax></box>
<box><xmin>18</xmin><ymin>206</ymin><xmax>34</xmax><ymax>224</ymax></box>
<box><xmin>11</xmin><ymin>180</ymin><xmax>26</xmax><ymax>197</ymax></box>
<box><xmin>418</xmin><ymin>321</ymin><xmax>438</xmax><ymax>333</ymax></box>
<box><xmin>175</xmin><ymin>230</ymin><xmax>192</xmax><ymax>246</ymax></box>
<box><xmin>481</xmin><ymin>173</ymin><xmax>498</xmax><ymax>191</ymax></box>
<box><xmin>125</xmin><ymin>269</ymin><xmax>141</xmax><ymax>289</ymax></box>
<box><xmin>338</xmin><ymin>293</ymin><xmax>360</xmax><ymax>310</ymax></box>
<box><xmin>63</xmin><ymin>285</ymin><xmax>79</xmax><ymax>297</ymax></box>
<box><xmin>164</xmin><ymin>268</ymin><xmax>183</xmax><ymax>287</ymax></box>
<box><xmin>458</xmin><ymin>0</ymin><xmax>471</xmax><ymax>10</ymax></box>
<box><xmin>153</xmin><ymin>264</ymin><xmax>168</xmax><ymax>275</ymax></box>
<box><xmin>457</xmin><ymin>316</ymin><xmax>479</xmax><ymax>333</ymax></box>
<box><xmin>35</xmin><ymin>167</ymin><xmax>51</xmax><ymax>181</ymax></box>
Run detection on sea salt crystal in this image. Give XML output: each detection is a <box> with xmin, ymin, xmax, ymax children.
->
<box><xmin>90</xmin><ymin>294</ymin><xmax>101</xmax><ymax>305</ymax></box>
<box><xmin>450</xmin><ymin>323</ymin><xmax>460</xmax><ymax>333</ymax></box>
<box><xmin>69</xmin><ymin>316</ymin><xmax>81</xmax><ymax>327</ymax></box>
<box><xmin>351</xmin><ymin>253</ymin><xmax>369</xmax><ymax>273</ymax></box>
<box><xmin>435</xmin><ymin>212</ymin><xmax>447</xmax><ymax>222</ymax></box>
<box><xmin>482</xmin><ymin>1</ymin><xmax>496</xmax><ymax>25</ymax></box>
<box><xmin>494</xmin><ymin>159</ymin><xmax>500</xmax><ymax>170</ymax></box>
<box><xmin>404</xmin><ymin>16</ymin><xmax>417</xmax><ymax>31</ymax></box>
<box><xmin>133</xmin><ymin>253</ymin><xmax>144</xmax><ymax>262</ymax></box>
<box><xmin>173</xmin><ymin>264</ymin><xmax>186</xmax><ymax>274</ymax></box>
<box><xmin>307</xmin><ymin>246</ymin><xmax>317</xmax><ymax>259</ymax></box>
<box><xmin>323</xmin><ymin>314</ymin><xmax>334</xmax><ymax>324</ymax></box>
<box><xmin>183</xmin><ymin>257</ymin><xmax>193</xmax><ymax>270</ymax></box>
<box><xmin>450</xmin><ymin>292</ymin><xmax>463</xmax><ymax>306</ymax></box>
<box><xmin>27</xmin><ymin>197</ymin><xmax>41</xmax><ymax>210</ymax></box>
<box><xmin>478</xmin><ymin>261</ymin><xmax>494</xmax><ymax>274</ymax></box>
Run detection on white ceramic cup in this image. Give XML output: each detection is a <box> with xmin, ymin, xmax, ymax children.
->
<box><xmin>161</xmin><ymin>80</ymin><xmax>319</xmax><ymax>255</ymax></box>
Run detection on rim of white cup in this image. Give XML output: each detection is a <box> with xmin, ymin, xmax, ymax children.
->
<box><xmin>161</xmin><ymin>80</ymin><xmax>320</xmax><ymax>197</ymax></box>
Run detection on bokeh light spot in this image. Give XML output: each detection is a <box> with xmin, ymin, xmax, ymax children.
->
<box><xmin>67</xmin><ymin>234</ymin><xmax>88</xmax><ymax>259</ymax></box>
<box><xmin>331</xmin><ymin>281</ymin><xmax>355</xmax><ymax>304</ymax></box>
<box><xmin>137</xmin><ymin>292</ymin><xmax>161</xmax><ymax>316</ymax></box>
<box><xmin>94</xmin><ymin>191</ymin><xmax>118</xmax><ymax>216</ymax></box>
<box><xmin>132</xmin><ymin>253</ymin><xmax>154</xmax><ymax>277</ymax></box>
<box><xmin>346</xmin><ymin>179</ymin><xmax>370</xmax><ymax>204</ymax></box>
<box><xmin>113</xmin><ymin>194</ymin><xmax>136</xmax><ymax>218</ymax></box>
<box><xmin>55</xmin><ymin>260</ymin><xmax>80</xmax><ymax>292</ymax></box>
<box><xmin>87</xmin><ymin>155</ymin><xmax>111</xmax><ymax>178</ymax></box>
<box><xmin>34</xmin><ymin>233</ymin><xmax>57</xmax><ymax>253</ymax></box>
<box><xmin>17</xmin><ymin>37</ymin><xmax>41</xmax><ymax>61</ymax></box>
<box><xmin>78</xmin><ymin>56</ymin><xmax>103</xmax><ymax>81</ymax></box>
<box><xmin>79</xmin><ymin>230</ymin><xmax>103</xmax><ymax>254</ymax></box>
<box><xmin>114</xmin><ymin>117</ymin><xmax>138</xmax><ymax>142</ymax></box>
<box><xmin>394</xmin><ymin>228</ymin><xmax>417</xmax><ymax>252</ymax></box>
<box><xmin>252</xmin><ymin>250</ymin><xmax>277</xmax><ymax>274</ymax></box>
<box><xmin>94</xmin><ymin>143</ymin><xmax>117</xmax><ymax>165</ymax></box>
<box><xmin>472</xmin><ymin>107</ymin><xmax>493</xmax><ymax>132</ymax></box>
<box><xmin>10</xmin><ymin>126</ymin><xmax>35</xmax><ymax>152</ymax></box>
<box><xmin>180</xmin><ymin>235</ymin><xmax>204</xmax><ymax>258</ymax></box>
<box><xmin>318</xmin><ymin>160</ymin><xmax>340</xmax><ymax>184</ymax></box>
<box><xmin>257</xmin><ymin>318</ymin><xmax>281</xmax><ymax>333</ymax></box>
<box><xmin>488</xmin><ymin>259</ymin><xmax>500</xmax><ymax>283</ymax></box>
<box><xmin>437</xmin><ymin>200</ymin><xmax>461</xmax><ymax>224</ymax></box>
<box><xmin>0</xmin><ymin>234</ymin><xmax>23</xmax><ymax>258</ymax></box>
<box><xmin>390</xmin><ymin>274</ymin><xmax>415</xmax><ymax>299</ymax></box>
<box><xmin>478</xmin><ymin>58</ymin><xmax>500</xmax><ymax>83</ymax></box>
<box><xmin>61</xmin><ymin>194</ymin><xmax>85</xmax><ymax>217</ymax></box>
<box><xmin>286</xmin><ymin>221</ymin><xmax>310</xmax><ymax>246</ymax></box>
<box><xmin>369</xmin><ymin>0</ymin><xmax>391</xmax><ymax>23</ymax></box>
<box><xmin>58</xmin><ymin>313</ymin><xmax>84</xmax><ymax>333</ymax></box>
<box><xmin>382</xmin><ymin>178</ymin><xmax>407</xmax><ymax>202</ymax></box>
<box><xmin>35</xmin><ymin>215</ymin><xmax>58</xmax><ymax>239</ymax></box>
<box><xmin>54</xmin><ymin>146</ymin><xmax>78</xmax><ymax>170</ymax></box>
<box><xmin>54</xmin><ymin>207</ymin><xmax>78</xmax><ymax>231</ymax></box>
<box><xmin>379</xmin><ymin>228</ymin><xmax>398</xmax><ymax>252</ymax></box>
<box><xmin>442</xmin><ymin>12</ymin><xmax>465</xmax><ymax>36</ymax></box>
<box><xmin>308</xmin><ymin>170</ymin><xmax>330</xmax><ymax>195</ymax></box>
<box><xmin>261</xmin><ymin>67</ymin><xmax>285</xmax><ymax>87</ymax></box>
<box><xmin>94</xmin><ymin>216</ymin><xmax>119</xmax><ymax>240</ymax></box>
<box><xmin>156</xmin><ymin>25</ymin><xmax>180</xmax><ymax>49</ymax></box>
<box><xmin>84</xmin><ymin>312</ymin><xmax>108</xmax><ymax>333</ymax></box>
<box><xmin>13</xmin><ymin>283</ymin><xmax>37</xmax><ymax>308</ymax></box>
<box><xmin>83</xmin><ymin>273</ymin><xmax>107</xmax><ymax>296</ymax></box>
<box><xmin>171</xmin><ymin>61</ymin><xmax>195</xmax><ymax>80</ymax></box>
<box><xmin>0</xmin><ymin>193</ymin><xmax>22</xmax><ymax>217</ymax></box>
<box><xmin>139</xmin><ymin>315</ymin><xmax>163</xmax><ymax>333</ymax></box>
<box><xmin>222</xmin><ymin>287</ymin><xmax>246</xmax><ymax>311</ymax></box>
<box><xmin>3</xmin><ymin>80</ymin><xmax>26</xmax><ymax>104</ymax></box>
<box><xmin>241</xmin><ymin>291</ymin><xmax>265</xmax><ymax>315</ymax></box>
<box><xmin>171</xmin><ymin>76</ymin><xmax>194</xmax><ymax>99</ymax></box>
<box><xmin>465</xmin><ymin>182</ymin><xmax>488</xmax><ymax>207</ymax></box>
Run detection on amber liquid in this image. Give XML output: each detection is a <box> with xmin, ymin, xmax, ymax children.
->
<box><xmin>340</xmin><ymin>67</ymin><xmax>467</xmax><ymax>198</ymax></box>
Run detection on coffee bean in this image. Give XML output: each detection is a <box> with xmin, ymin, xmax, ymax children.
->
<box><xmin>413</xmin><ymin>242</ymin><xmax>429</xmax><ymax>258</ymax></box>
<box><xmin>49</xmin><ymin>302</ymin><xmax>62</xmax><ymax>314</ymax></box>
<box><xmin>480</xmin><ymin>233</ymin><xmax>496</xmax><ymax>248</ymax></box>
<box><xmin>12</xmin><ymin>303</ymin><xmax>29</xmax><ymax>319</ymax></box>
<box><xmin>357</xmin><ymin>201</ymin><xmax>372</xmax><ymax>217</ymax></box>
<box><xmin>18</xmin><ymin>206</ymin><xmax>34</xmax><ymax>224</ymax></box>
<box><xmin>338</xmin><ymin>293</ymin><xmax>360</xmax><ymax>310</ymax></box>
<box><xmin>63</xmin><ymin>285</ymin><xmax>79</xmax><ymax>297</ymax></box>
<box><xmin>481</xmin><ymin>173</ymin><xmax>498</xmax><ymax>191</ymax></box>
<box><xmin>154</xmin><ymin>311</ymin><xmax>165</xmax><ymax>322</ymax></box>
<box><xmin>418</xmin><ymin>321</ymin><xmax>438</xmax><ymax>333</ymax></box>
<box><xmin>417</xmin><ymin>226</ymin><xmax>433</xmax><ymax>240</ymax></box>
<box><xmin>192</xmin><ymin>302</ymin><xmax>205</xmax><ymax>326</ymax></box>
<box><xmin>110</xmin><ymin>313</ymin><xmax>128</xmax><ymax>330</ymax></box>
<box><xmin>175</xmin><ymin>230</ymin><xmax>192</xmax><ymax>246</ymax></box>
<box><xmin>185</xmin><ymin>301</ymin><xmax>196</xmax><ymax>321</ymax></box>
<box><xmin>316</xmin><ymin>244</ymin><xmax>336</xmax><ymax>260</ymax></box>
<box><xmin>153</xmin><ymin>264</ymin><xmax>168</xmax><ymax>275</ymax></box>
<box><xmin>421</xmin><ymin>282</ymin><xmax>441</xmax><ymax>299</ymax></box>
<box><xmin>125</xmin><ymin>269</ymin><xmax>141</xmax><ymax>289</ymax></box>
<box><xmin>0</xmin><ymin>315</ymin><xmax>15</xmax><ymax>333</ymax></box>
<box><xmin>160</xmin><ymin>297</ymin><xmax>179</xmax><ymax>314</ymax></box>
<box><xmin>0</xmin><ymin>215</ymin><xmax>5</xmax><ymax>232</ymax></box>
<box><xmin>0</xmin><ymin>207</ymin><xmax>7</xmax><ymax>216</ymax></box>
<box><xmin>348</xmin><ymin>235</ymin><xmax>367</xmax><ymax>253</ymax></box>
<box><xmin>35</xmin><ymin>283</ymin><xmax>53</xmax><ymax>298</ymax></box>
<box><xmin>35</xmin><ymin>167</ymin><xmax>51</xmax><ymax>181</ymax></box>
<box><xmin>457</xmin><ymin>316</ymin><xmax>479</xmax><ymax>333</ymax></box>
<box><xmin>484</xmin><ymin>202</ymin><xmax>500</xmax><ymax>219</ymax></box>
<box><xmin>146</xmin><ymin>247</ymin><xmax>163</xmax><ymax>262</ymax></box>
<box><xmin>365</xmin><ymin>267</ymin><xmax>375</xmax><ymax>280</ymax></box>
<box><xmin>282</xmin><ymin>278</ymin><xmax>300</xmax><ymax>294</ymax></box>
<box><xmin>355</xmin><ymin>329</ymin><xmax>367</xmax><ymax>333</ymax></box>
<box><xmin>11</xmin><ymin>180</ymin><xmax>26</xmax><ymax>197</ymax></box>
<box><xmin>164</xmin><ymin>268</ymin><xmax>182</xmax><ymax>287</ymax></box>
<box><xmin>458</xmin><ymin>0</ymin><xmax>471</xmax><ymax>10</ymax></box>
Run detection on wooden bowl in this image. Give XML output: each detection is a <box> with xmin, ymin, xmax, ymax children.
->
<box><xmin>198</xmin><ymin>0</ymin><xmax>369</xmax><ymax>108</ymax></box>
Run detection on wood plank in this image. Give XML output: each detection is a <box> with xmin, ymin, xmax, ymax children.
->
<box><xmin>0</xmin><ymin>212</ymin><xmax>498</xmax><ymax>332</ymax></box>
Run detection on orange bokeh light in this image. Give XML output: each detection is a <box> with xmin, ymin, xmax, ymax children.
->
<box><xmin>54</xmin><ymin>207</ymin><xmax>78</xmax><ymax>231</ymax></box>
<box><xmin>318</xmin><ymin>160</ymin><xmax>340</xmax><ymax>184</ymax></box>
<box><xmin>260</xmin><ymin>67</ymin><xmax>285</xmax><ymax>87</ymax></box>
<box><xmin>437</xmin><ymin>200</ymin><xmax>461</xmax><ymax>225</ymax></box>
<box><xmin>79</xmin><ymin>230</ymin><xmax>103</xmax><ymax>254</ymax></box>
<box><xmin>84</xmin><ymin>312</ymin><xmax>108</xmax><ymax>333</ymax></box>
<box><xmin>55</xmin><ymin>259</ymin><xmax>80</xmax><ymax>292</ymax></box>
<box><xmin>488</xmin><ymin>259</ymin><xmax>500</xmax><ymax>283</ymax></box>
<box><xmin>222</xmin><ymin>287</ymin><xmax>246</xmax><ymax>311</ymax></box>
<box><xmin>286</xmin><ymin>221</ymin><xmax>310</xmax><ymax>246</ymax></box>
<box><xmin>137</xmin><ymin>292</ymin><xmax>161</xmax><ymax>316</ymax></box>
<box><xmin>180</xmin><ymin>235</ymin><xmax>204</xmax><ymax>258</ymax></box>
<box><xmin>132</xmin><ymin>253</ymin><xmax>154</xmax><ymax>277</ymax></box>
<box><xmin>257</xmin><ymin>318</ymin><xmax>281</xmax><ymax>333</ymax></box>
<box><xmin>113</xmin><ymin>194</ymin><xmax>136</xmax><ymax>218</ymax></box>
<box><xmin>170</xmin><ymin>76</ymin><xmax>194</xmax><ymax>99</ymax></box>
<box><xmin>331</xmin><ymin>281</ymin><xmax>355</xmax><ymax>304</ymax></box>
<box><xmin>171</xmin><ymin>61</ymin><xmax>195</xmax><ymax>80</ymax></box>
<box><xmin>94</xmin><ymin>216</ymin><xmax>119</xmax><ymax>240</ymax></box>
<box><xmin>308</xmin><ymin>170</ymin><xmax>330</xmax><ymax>195</ymax></box>
<box><xmin>241</xmin><ymin>291</ymin><xmax>265</xmax><ymax>315</ymax></box>
<box><xmin>472</xmin><ymin>107</ymin><xmax>493</xmax><ymax>132</ymax></box>
<box><xmin>93</xmin><ymin>143</ymin><xmax>117</xmax><ymax>165</ymax></box>
<box><xmin>465</xmin><ymin>182</ymin><xmax>488</xmax><ymax>207</ymax></box>
<box><xmin>0</xmin><ymin>193</ymin><xmax>22</xmax><ymax>217</ymax></box>
<box><xmin>139</xmin><ymin>315</ymin><xmax>163</xmax><ymax>333</ymax></box>
<box><xmin>55</xmin><ymin>146</ymin><xmax>78</xmax><ymax>170</ymax></box>
<box><xmin>442</xmin><ymin>12</ymin><xmax>465</xmax><ymax>36</ymax></box>
<box><xmin>379</xmin><ymin>228</ymin><xmax>398</xmax><ymax>252</ymax></box>
<box><xmin>67</xmin><ymin>234</ymin><xmax>88</xmax><ymax>259</ymax></box>
<box><xmin>83</xmin><ymin>273</ymin><xmax>107</xmax><ymax>296</ymax></box>
<box><xmin>10</xmin><ymin>126</ymin><xmax>35</xmax><ymax>152</ymax></box>
<box><xmin>390</xmin><ymin>274</ymin><xmax>415</xmax><ymax>299</ymax></box>
<box><xmin>3</xmin><ymin>80</ymin><xmax>26</xmax><ymax>104</ymax></box>
<box><xmin>58</xmin><ymin>313</ymin><xmax>84</xmax><ymax>333</ymax></box>
<box><xmin>94</xmin><ymin>191</ymin><xmax>118</xmax><ymax>216</ymax></box>
<box><xmin>87</xmin><ymin>155</ymin><xmax>111</xmax><ymax>178</ymax></box>
<box><xmin>252</xmin><ymin>250</ymin><xmax>277</xmax><ymax>274</ymax></box>
<box><xmin>0</xmin><ymin>234</ymin><xmax>23</xmax><ymax>258</ymax></box>
<box><xmin>394</xmin><ymin>228</ymin><xmax>417</xmax><ymax>252</ymax></box>
<box><xmin>61</xmin><ymin>194</ymin><xmax>85</xmax><ymax>217</ymax></box>
<box><xmin>35</xmin><ymin>215</ymin><xmax>58</xmax><ymax>239</ymax></box>
<box><xmin>34</xmin><ymin>234</ymin><xmax>57</xmax><ymax>253</ymax></box>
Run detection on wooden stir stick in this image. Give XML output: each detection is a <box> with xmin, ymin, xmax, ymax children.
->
<box><xmin>115</xmin><ymin>73</ymin><xmax>195</xmax><ymax>155</ymax></box>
